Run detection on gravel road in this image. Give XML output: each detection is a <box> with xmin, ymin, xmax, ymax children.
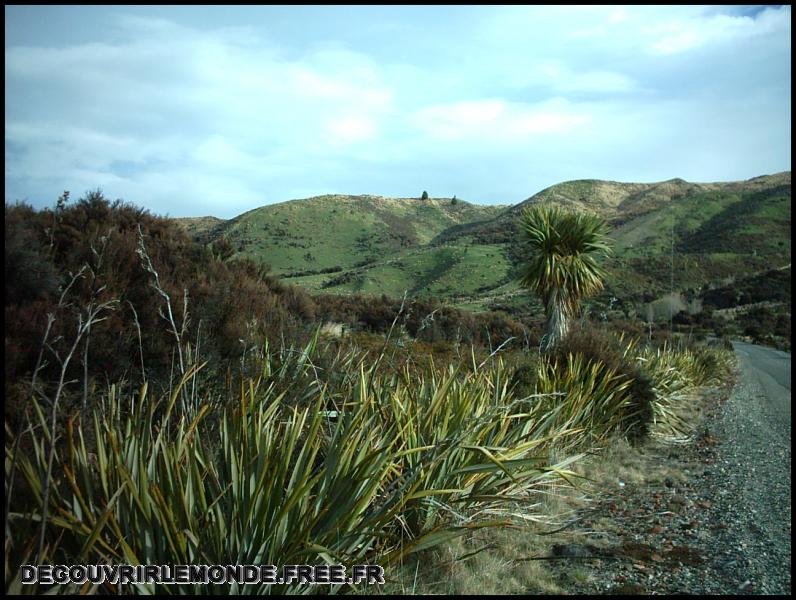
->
<box><xmin>704</xmin><ymin>342</ymin><xmax>791</xmax><ymax>594</ymax></box>
<box><xmin>544</xmin><ymin>342</ymin><xmax>792</xmax><ymax>595</ymax></box>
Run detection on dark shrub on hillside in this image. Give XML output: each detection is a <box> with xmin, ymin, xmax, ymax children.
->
<box><xmin>550</xmin><ymin>324</ymin><xmax>655</xmax><ymax>442</ymax></box>
<box><xmin>472</xmin><ymin>309</ymin><xmax>530</xmax><ymax>348</ymax></box>
<box><xmin>313</xmin><ymin>294</ymin><xmax>532</xmax><ymax>350</ymax></box>
<box><xmin>5</xmin><ymin>204</ymin><xmax>62</xmax><ymax>305</ymax></box>
<box><xmin>604</xmin><ymin>317</ymin><xmax>646</xmax><ymax>341</ymax></box>
<box><xmin>739</xmin><ymin>305</ymin><xmax>791</xmax><ymax>347</ymax></box>
<box><xmin>672</xmin><ymin>308</ymin><xmax>727</xmax><ymax>337</ymax></box>
<box><xmin>5</xmin><ymin>194</ymin><xmax>320</xmax><ymax>421</ymax></box>
<box><xmin>649</xmin><ymin>324</ymin><xmax>673</xmax><ymax>349</ymax></box>
<box><xmin>702</xmin><ymin>267</ymin><xmax>791</xmax><ymax>309</ymax></box>
<box><xmin>211</xmin><ymin>237</ymin><xmax>234</xmax><ymax>261</ymax></box>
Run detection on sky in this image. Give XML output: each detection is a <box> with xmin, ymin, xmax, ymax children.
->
<box><xmin>5</xmin><ymin>5</ymin><xmax>792</xmax><ymax>218</ymax></box>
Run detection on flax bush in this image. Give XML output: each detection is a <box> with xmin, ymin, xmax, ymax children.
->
<box><xmin>5</xmin><ymin>321</ymin><xmax>737</xmax><ymax>595</ymax></box>
<box><xmin>626</xmin><ymin>338</ymin><xmax>735</xmax><ymax>439</ymax></box>
<box><xmin>6</xmin><ymin>339</ymin><xmax>586</xmax><ymax>595</ymax></box>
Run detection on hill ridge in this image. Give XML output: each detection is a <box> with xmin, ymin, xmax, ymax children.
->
<box><xmin>173</xmin><ymin>172</ymin><xmax>790</xmax><ymax>312</ymax></box>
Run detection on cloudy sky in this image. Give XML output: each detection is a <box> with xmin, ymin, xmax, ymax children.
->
<box><xmin>5</xmin><ymin>5</ymin><xmax>791</xmax><ymax>217</ymax></box>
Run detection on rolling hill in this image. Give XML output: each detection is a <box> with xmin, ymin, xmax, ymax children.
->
<box><xmin>175</xmin><ymin>173</ymin><xmax>791</xmax><ymax>318</ymax></box>
<box><xmin>176</xmin><ymin>195</ymin><xmax>505</xmax><ymax>276</ymax></box>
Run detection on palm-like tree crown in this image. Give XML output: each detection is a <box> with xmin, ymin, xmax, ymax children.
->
<box><xmin>519</xmin><ymin>204</ymin><xmax>612</xmax><ymax>350</ymax></box>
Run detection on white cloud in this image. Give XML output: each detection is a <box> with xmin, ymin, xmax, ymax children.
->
<box><xmin>646</xmin><ymin>6</ymin><xmax>791</xmax><ymax>55</ymax></box>
<box><xmin>567</xmin><ymin>26</ymin><xmax>607</xmax><ymax>39</ymax></box>
<box><xmin>5</xmin><ymin>13</ymin><xmax>399</xmax><ymax>212</ymax></box>
<box><xmin>410</xmin><ymin>99</ymin><xmax>589</xmax><ymax>141</ymax></box>
<box><xmin>325</xmin><ymin>116</ymin><xmax>379</xmax><ymax>144</ymax></box>
<box><xmin>609</xmin><ymin>8</ymin><xmax>629</xmax><ymax>24</ymax></box>
<box><xmin>193</xmin><ymin>136</ymin><xmax>261</xmax><ymax>170</ymax></box>
<box><xmin>535</xmin><ymin>61</ymin><xmax>636</xmax><ymax>94</ymax></box>
<box><xmin>650</xmin><ymin>28</ymin><xmax>702</xmax><ymax>55</ymax></box>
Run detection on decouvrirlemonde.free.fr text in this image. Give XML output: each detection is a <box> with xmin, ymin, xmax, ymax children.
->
<box><xmin>22</xmin><ymin>564</ymin><xmax>385</xmax><ymax>585</ymax></box>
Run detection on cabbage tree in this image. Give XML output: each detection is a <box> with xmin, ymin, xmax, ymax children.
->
<box><xmin>519</xmin><ymin>204</ymin><xmax>612</xmax><ymax>352</ymax></box>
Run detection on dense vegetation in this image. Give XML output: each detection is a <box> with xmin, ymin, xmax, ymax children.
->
<box><xmin>701</xmin><ymin>266</ymin><xmax>791</xmax><ymax>309</ymax></box>
<box><xmin>6</xmin><ymin>194</ymin><xmax>315</xmax><ymax>419</ymax></box>
<box><xmin>1</xmin><ymin>189</ymin><xmax>746</xmax><ymax>594</ymax></box>
<box><xmin>668</xmin><ymin>267</ymin><xmax>792</xmax><ymax>350</ymax></box>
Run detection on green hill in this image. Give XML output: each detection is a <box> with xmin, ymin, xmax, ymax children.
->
<box><xmin>424</xmin><ymin>172</ymin><xmax>790</xmax><ymax>309</ymax></box>
<box><xmin>176</xmin><ymin>173</ymin><xmax>790</xmax><ymax>318</ymax></box>
<box><xmin>176</xmin><ymin>195</ymin><xmax>505</xmax><ymax>276</ymax></box>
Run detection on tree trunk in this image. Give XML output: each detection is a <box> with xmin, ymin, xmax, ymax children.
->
<box><xmin>541</xmin><ymin>294</ymin><xmax>570</xmax><ymax>353</ymax></box>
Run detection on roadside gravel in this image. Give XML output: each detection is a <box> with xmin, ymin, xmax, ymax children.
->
<box><xmin>543</xmin><ymin>346</ymin><xmax>792</xmax><ymax>595</ymax></box>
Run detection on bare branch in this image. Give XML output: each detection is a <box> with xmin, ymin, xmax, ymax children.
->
<box><xmin>35</xmin><ymin>261</ymin><xmax>117</xmax><ymax>562</ymax></box>
<box><xmin>57</xmin><ymin>266</ymin><xmax>87</xmax><ymax>307</ymax></box>
<box><xmin>191</xmin><ymin>319</ymin><xmax>202</xmax><ymax>405</ymax></box>
<box><xmin>477</xmin><ymin>336</ymin><xmax>516</xmax><ymax>371</ymax></box>
<box><xmin>31</xmin><ymin>314</ymin><xmax>56</xmax><ymax>396</ymax></box>
<box><xmin>136</xmin><ymin>225</ymin><xmax>186</xmax><ymax>402</ymax></box>
<box><xmin>180</xmin><ymin>287</ymin><xmax>190</xmax><ymax>341</ymax></box>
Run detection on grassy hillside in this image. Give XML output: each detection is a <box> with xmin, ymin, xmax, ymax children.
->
<box><xmin>287</xmin><ymin>242</ymin><xmax>513</xmax><ymax>299</ymax></box>
<box><xmin>172</xmin><ymin>215</ymin><xmax>226</xmax><ymax>239</ymax></box>
<box><xmin>430</xmin><ymin>172</ymin><xmax>791</xmax><ymax>309</ymax></box>
<box><xmin>175</xmin><ymin>195</ymin><xmax>505</xmax><ymax>276</ymax></box>
<box><xmin>177</xmin><ymin>173</ymin><xmax>790</xmax><ymax>319</ymax></box>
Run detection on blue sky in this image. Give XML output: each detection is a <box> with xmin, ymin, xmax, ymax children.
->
<box><xmin>5</xmin><ymin>5</ymin><xmax>791</xmax><ymax>218</ymax></box>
